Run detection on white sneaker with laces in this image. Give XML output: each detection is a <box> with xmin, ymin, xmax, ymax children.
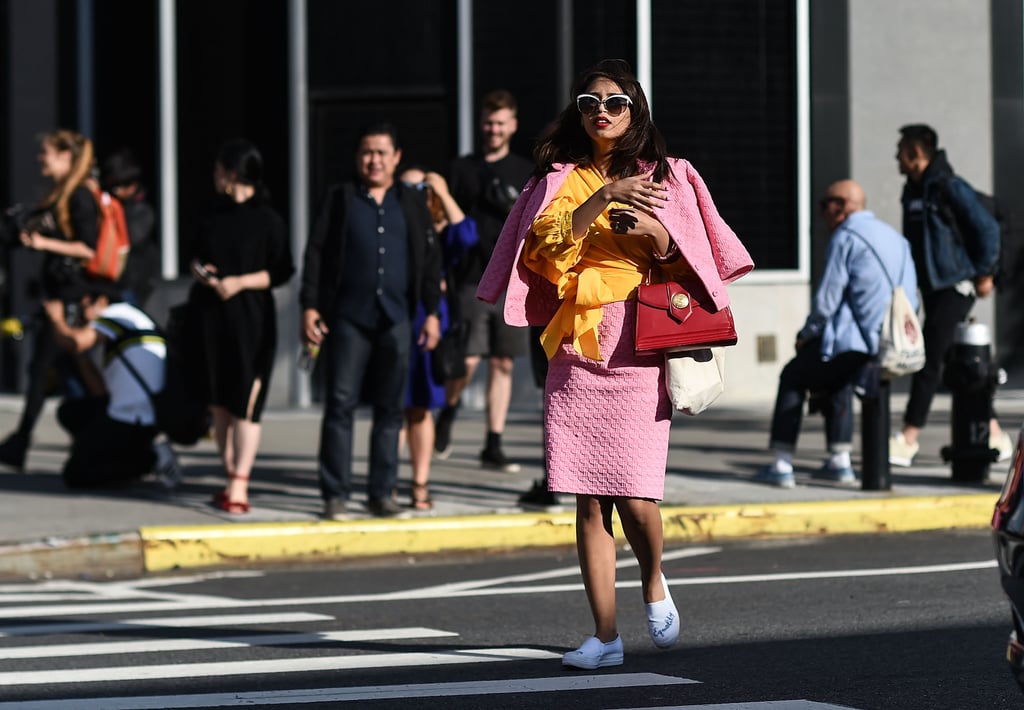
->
<box><xmin>889</xmin><ymin>434</ymin><xmax>919</xmax><ymax>467</ymax></box>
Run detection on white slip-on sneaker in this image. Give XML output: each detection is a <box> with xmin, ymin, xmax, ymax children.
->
<box><xmin>992</xmin><ymin>431</ymin><xmax>1015</xmax><ymax>463</ymax></box>
<box><xmin>646</xmin><ymin>573</ymin><xmax>680</xmax><ymax>649</ymax></box>
<box><xmin>889</xmin><ymin>434</ymin><xmax>920</xmax><ymax>467</ymax></box>
<box><xmin>561</xmin><ymin>635</ymin><xmax>624</xmax><ymax>669</ymax></box>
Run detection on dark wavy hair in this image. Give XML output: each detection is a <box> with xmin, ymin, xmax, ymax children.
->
<box><xmin>216</xmin><ymin>138</ymin><xmax>269</xmax><ymax>201</ymax></box>
<box><xmin>533</xmin><ymin>59</ymin><xmax>670</xmax><ymax>182</ymax></box>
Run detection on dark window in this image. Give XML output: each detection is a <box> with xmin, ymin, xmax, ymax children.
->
<box><xmin>307</xmin><ymin>1</ymin><xmax>456</xmax><ymax>200</ymax></box>
<box><xmin>653</xmin><ymin>0</ymin><xmax>798</xmax><ymax>270</ymax></box>
<box><xmin>472</xmin><ymin>1</ymin><xmax>559</xmax><ymax>160</ymax></box>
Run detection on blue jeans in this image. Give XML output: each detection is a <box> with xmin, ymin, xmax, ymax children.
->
<box><xmin>318</xmin><ymin>316</ymin><xmax>412</xmax><ymax>502</ymax></box>
<box><xmin>769</xmin><ymin>338</ymin><xmax>870</xmax><ymax>453</ymax></box>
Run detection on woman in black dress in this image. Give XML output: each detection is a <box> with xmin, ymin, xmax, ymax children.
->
<box><xmin>190</xmin><ymin>139</ymin><xmax>294</xmax><ymax>513</ymax></box>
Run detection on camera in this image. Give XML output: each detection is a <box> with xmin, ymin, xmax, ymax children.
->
<box><xmin>482</xmin><ymin>177</ymin><xmax>520</xmax><ymax>216</ymax></box>
<box><xmin>0</xmin><ymin>204</ymin><xmax>56</xmax><ymax>247</ymax></box>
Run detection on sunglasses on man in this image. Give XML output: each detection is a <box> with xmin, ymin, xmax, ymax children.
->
<box><xmin>576</xmin><ymin>94</ymin><xmax>633</xmax><ymax>117</ymax></box>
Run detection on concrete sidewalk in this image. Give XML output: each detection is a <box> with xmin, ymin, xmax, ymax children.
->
<box><xmin>0</xmin><ymin>389</ymin><xmax>1018</xmax><ymax>581</ymax></box>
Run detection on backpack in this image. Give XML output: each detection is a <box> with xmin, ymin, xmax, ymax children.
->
<box><xmin>113</xmin><ymin>305</ymin><xmax>211</xmax><ymax>446</ymax></box>
<box><xmin>85</xmin><ymin>185</ymin><xmax>131</xmax><ymax>282</ymax></box>
<box><xmin>938</xmin><ymin>178</ymin><xmax>1012</xmax><ymax>285</ymax></box>
<box><xmin>850</xmin><ymin>231</ymin><xmax>926</xmax><ymax>379</ymax></box>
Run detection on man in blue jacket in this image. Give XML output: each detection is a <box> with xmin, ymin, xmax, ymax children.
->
<box><xmin>889</xmin><ymin>124</ymin><xmax>1011</xmax><ymax>466</ymax></box>
<box><xmin>756</xmin><ymin>180</ymin><xmax>918</xmax><ymax>488</ymax></box>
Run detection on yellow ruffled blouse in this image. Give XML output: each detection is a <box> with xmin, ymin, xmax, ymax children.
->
<box><xmin>523</xmin><ymin>165</ymin><xmax>689</xmax><ymax>361</ymax></box>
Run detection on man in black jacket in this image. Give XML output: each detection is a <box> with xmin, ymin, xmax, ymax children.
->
<box><xmin>300</xmin><ymin>124</ymin><xmax>442</xmax><ymax>518</ymax></box>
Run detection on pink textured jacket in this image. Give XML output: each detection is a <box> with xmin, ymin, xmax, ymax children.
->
<box><xmin>476</xmin><ymin>158</ymin><xmax>754</xmax><ymax>326</ymax></box>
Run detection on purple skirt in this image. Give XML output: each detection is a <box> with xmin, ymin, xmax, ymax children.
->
<box><xmin>544</xmin><ymin>299</ymin><xmax>672</xmax><ymax>500</ymax></box>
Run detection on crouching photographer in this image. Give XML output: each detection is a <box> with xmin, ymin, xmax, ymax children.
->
<box><xmin>0</xmin><ymin>129</ymin><xmax>105</xmax><ymax>471</ymax></box>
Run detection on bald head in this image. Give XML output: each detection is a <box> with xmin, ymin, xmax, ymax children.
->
<box><xmin>821</xmin><ymin>179</ymin><xmax>866</xmax><ymax>230</ymax></box>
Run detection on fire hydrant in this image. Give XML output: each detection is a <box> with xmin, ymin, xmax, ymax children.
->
<box><xmin>940</xmin><ymin>320</ymin><xmax>1004</xmax><ymax>482</ymax></box>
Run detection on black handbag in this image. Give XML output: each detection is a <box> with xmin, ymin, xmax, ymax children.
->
<box><xmin>430</xmin><ymin>321</ymin><xmax>468</xmax><ymax>385</ymax></box>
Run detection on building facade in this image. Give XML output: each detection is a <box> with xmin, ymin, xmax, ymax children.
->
<box><xmin>2</xmin><ymin>0</ymin><xmax>1021</xmax><ymax>407</ymax></box>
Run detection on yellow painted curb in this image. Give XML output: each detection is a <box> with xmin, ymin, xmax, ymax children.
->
<box><xmin>660</xmin><ymin>493</ymin><xmax>997</xmax><ymax>540</ymax></box>
<box><xmin>140</xmin><ymin>513</ymin><xmax>579</xmax><ymax>573</ymax></box>
<box><xmin>140</xmin><ymin>493</ymin><xmax>998</xmax><ymax>573</ymax></box>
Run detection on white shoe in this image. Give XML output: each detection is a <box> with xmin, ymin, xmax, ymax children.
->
<box><xmin>646</xmin><ymin>573</ymin><xmax>680</xmax><ymax>648</ymax></box>
<box><xmin>889</xmin><ymin>434</ymin><xmax>919</xmax><ymax>467</ymax></box>
<box><xmin>992</xmin><ymin>431</ymin><xmax>1015</xmax><ymax>463</ymax></box>
<box><xmin>562</xmin><ymin>635</ymin><xmax>624</xmax><ymax>669</ymax></box>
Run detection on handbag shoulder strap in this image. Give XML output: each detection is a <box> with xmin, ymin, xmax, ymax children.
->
<box><xmin>845</xmin><ymin>227</ymin><xmax>903</xmax><ymax>289</ymax></box>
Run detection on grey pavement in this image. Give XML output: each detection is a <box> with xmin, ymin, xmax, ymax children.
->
<box><xmin>0</xmin><ymin>387</ymin><xmax>1020</xmax><ymax>579</ymax></box>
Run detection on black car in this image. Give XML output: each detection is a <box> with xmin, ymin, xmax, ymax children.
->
<box><xmin>992</xmin><ymin>426</ymin><xmax>1024</xmax><ymax>689</ymax></box>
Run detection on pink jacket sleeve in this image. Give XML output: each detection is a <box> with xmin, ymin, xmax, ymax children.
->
<box><xmin>476</xmin><ymin>159</ymin><xmax>753</xmax><ymax>325</ymax></box>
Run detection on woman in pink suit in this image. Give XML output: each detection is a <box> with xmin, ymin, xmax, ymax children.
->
<box><xmin>477</xmin><ymin>59</ymin><xmax>753</xmax><ymax>669</ymax></box>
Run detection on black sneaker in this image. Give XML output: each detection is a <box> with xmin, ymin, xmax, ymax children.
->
<box><xmin>433</xmin><ymin>406</ymin><xmax>456</xmax><ymax>459</ymax></box>
<box><xmin>367</xmin><ymin>496</ymin><xmax>405</xmax><ymax>517</ymax></box>
<box><xmin>519</xmin><ymin>479</ymin><xmax>560</xmax><ymax>509</ymax></box>
<box><xmin>323</xmin><ymin>498</ymin><xmax>352</xmax><ymax>520</ymax></box>
<box><xmin>480</xmin><ymin>447</ymin><xmax>521</xmax><ymax>473</ymax></box>
<box><xmin>153</xmin><ymin>441</ymin><xmax>182</xmax><ymax>490</ymax></box>
<box><xmin>0</xmin><ymin>433</ymin><xmax>28</xmax><ymax>472</ymax></box>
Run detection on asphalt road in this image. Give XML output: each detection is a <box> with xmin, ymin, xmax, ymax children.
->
<box><xmin>0</xmin><ymin>530</ymin><xmax>1018</xmax><ymax>709</ymax></box>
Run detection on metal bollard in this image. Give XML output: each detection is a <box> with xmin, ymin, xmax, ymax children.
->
<box><xmin>940</xmin><ymin>320</ymin><xmax>1001</xmax><ymax>483</ymax></box>
<box><xmin>860</xmin><ymin>376</ymin><xmax>891</xmax><ymax>490</ymax></box>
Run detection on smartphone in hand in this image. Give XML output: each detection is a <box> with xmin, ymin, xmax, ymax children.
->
<box><xmin>192</xmin><ymin>261</ymin><xmax>214</xmax><ymax>281</ymax></box>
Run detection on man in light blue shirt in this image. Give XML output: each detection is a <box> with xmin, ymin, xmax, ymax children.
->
<box><xmin>755</xmin><ymin>180</ymin><xmax>918</xmax><ymax>488</ymax></box>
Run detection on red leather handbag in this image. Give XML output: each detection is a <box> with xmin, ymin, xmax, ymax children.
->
<box><xmin>634</xmin><ymin>281</ymin><xmax>737</xmax><ymax>354</ymax></box>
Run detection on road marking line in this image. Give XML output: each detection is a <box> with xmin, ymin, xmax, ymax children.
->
<box><xmin>0</xmin><ymin>612</ymin><xmax>332</xmax><ymax>637</ymax></box>
<box><xmin>0</xmin><ymin>672</ymin><xmax>694</xmax><ymax>708</ymax></box>
<box><xmin>0</xmin><ymin>647</ymin><xmax>561</xmax><ymax>686</ymax></box>
<box><xmin>0</xmin><ymin>559</ymin><xmax>994</xmax><ymax>620</ymax></box>
<box><xmin>413</xmin><ymin>546</ymin><xmax>722</xmax><ymax>595</ymax></box>
<box><xmin>0</xmin><ymin>627</ymin><xmax>456</xmax><ymax>659</ymax></box>
<box><xmin>616</xmin><ymin>703</ymin><xmax>856</xmax><ymax>709</ymax></box>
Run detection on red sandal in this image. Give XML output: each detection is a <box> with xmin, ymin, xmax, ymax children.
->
<box><xmin>212</xmin><ymin>473</ymin><xmax>250</xmax><ymax>514</ymax></box>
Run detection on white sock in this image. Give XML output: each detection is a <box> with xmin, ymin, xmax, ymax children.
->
<box><xmin>772</xmin><ymin>451</ymin><xmax>793</xmax><ymax>474</ymax></box>
<box><xmin>827</xmin><ymin>451</ymin><xmax>851</xmax><ymax>470</ymax></box>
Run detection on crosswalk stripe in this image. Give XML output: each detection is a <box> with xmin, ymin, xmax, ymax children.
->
<box><xmin>0</xmin><ymin>672</ymin><xmax>695</xmax><ymax>708</ymax></box>
<box><xmin>0</xmin><ymin>612</ymin><xmax>332</xmax><ymax>637</ymax></box>
<box><xmin>0</xmin><ymin>627</ymin><xmax>457</xmax><ymax>659</ymax></box>
<box><xmin>0</xmin><ymin>647</ymin><xmax>561</xmax><ymax>686</ymax></box>
<box><xmin>618</xmin><ymin>700</ymin><xmax>851</xmax><ymax>704</ymax></box>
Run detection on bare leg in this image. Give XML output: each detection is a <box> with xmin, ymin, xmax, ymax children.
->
<box><xmin>901</xmin><ymin>424</ymin><xmax>922</xmax><ymax>446</ymax></box>
<box><xmin>616</xmin><ymin>497</ymin><xmax>666</xmax><ymax>603</ymax></box>
<box><xmin>405</xmin><ymin>407</ymin><xmax>433</xmax><ymax>487</ymax></box>
<box><xmin>211</xmin><ymin>405</ymin><xmax>235</xmax><ymax>482</ymax></box>
<box><xmin>444</xmin><ymin>355</ymin><xmax>481</xmax><ymax>407</ymax></box>
<box><xmin>991</xmin><ymin>418</ymin><xmax>1006</xmax><ymax>440</ymax></box>
<box><xmin>228</xmin><ymin>418</ymin><xmax>261</xmax><ymax>503</ymax></box>
<box><xmin>486</xmin><ymin>356</ymin><xmax>514</xmax><ymax>434</ymax></box>
<box><xmin>576</xmin><ymin>494</ymin><xmax>619</xmax><ymax>642</ymax></box>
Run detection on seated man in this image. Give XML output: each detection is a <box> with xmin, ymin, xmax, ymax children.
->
<box><xmin>754</xmin><ymin>180</ymin><xmax>919</xmax><ymax>488</ymax></box>
<box><xmin>44</xmin><ymin>282</ymin><xmax>167</xmax><ymax>488</ymax></box>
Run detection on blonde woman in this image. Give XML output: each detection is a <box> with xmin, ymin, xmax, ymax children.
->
<box><xmin>0</xmin><ymin>130</ymin><xmax>103</xmax><ymax>471</ymax></box>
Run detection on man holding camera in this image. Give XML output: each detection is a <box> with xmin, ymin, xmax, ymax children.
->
<box><xmin>435</xmin><ymin>90</ymin><xmax>533</xmax><ymax>472</ymax></box>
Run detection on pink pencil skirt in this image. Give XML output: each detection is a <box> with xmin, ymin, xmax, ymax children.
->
<box><xmin>544</xmin><ymin>299</ymin><xmax>672</xmax><ymax>500</ymax></box>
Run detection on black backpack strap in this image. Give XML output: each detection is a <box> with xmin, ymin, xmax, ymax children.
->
<box><xmin>113</xmin><ymin>346</ymin><xmax>156</xmax><ymax>402</ymax></box>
